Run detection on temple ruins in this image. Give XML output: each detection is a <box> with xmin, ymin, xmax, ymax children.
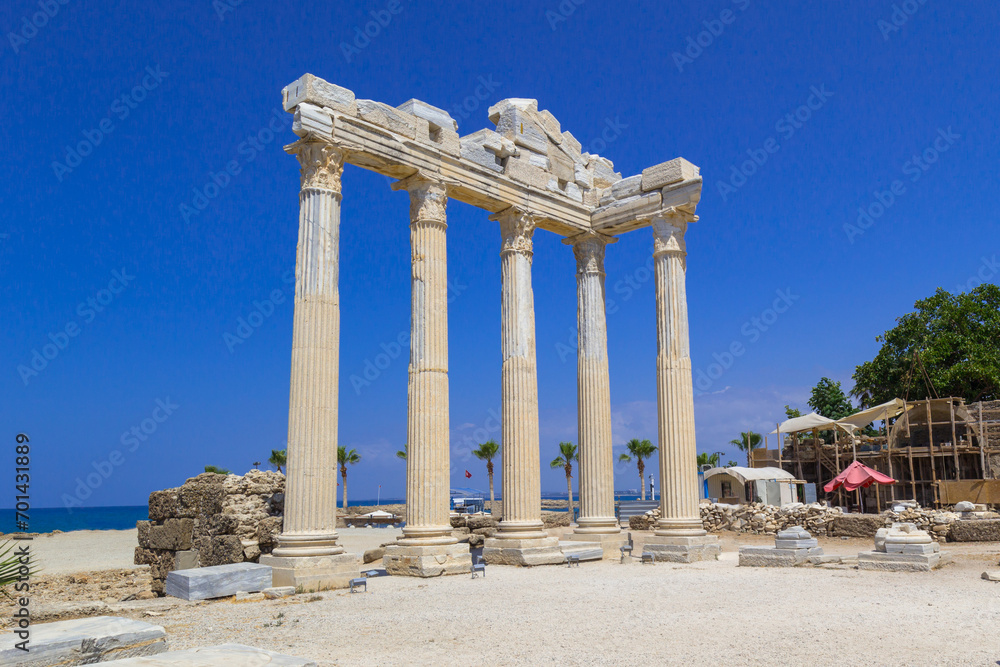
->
<box><xmin>260</xmin><ymin>73</ymin><xmax>717</xmax><ymax>587</ymax></box>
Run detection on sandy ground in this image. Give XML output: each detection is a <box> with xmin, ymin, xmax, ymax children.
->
<box><xmin>15</xmin><ymin>529</ymin><xmax>1000</xmax><ymax>666</ymax></box>
<box><xmin>14</xmin><ymin>529</ymin><xmax>144</xmax><ymax>574</ymax></box>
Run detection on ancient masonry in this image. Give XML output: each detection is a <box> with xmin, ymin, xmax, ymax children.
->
<box><xmin>264</xmin><ymin>73</ymin><xmax>714</xmax><ymax>585</ymax></box>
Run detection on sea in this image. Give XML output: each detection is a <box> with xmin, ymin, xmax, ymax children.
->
<box><xmin>0</xmin><ymin>493</ymin><xmax>650</xmax><ymax>533</ymax></box>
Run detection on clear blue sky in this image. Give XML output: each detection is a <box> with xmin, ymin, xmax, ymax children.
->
<box><xmin>3</xmin><ymin>1</ymin><xmax>998</xmax><ymax>509</ymax></box>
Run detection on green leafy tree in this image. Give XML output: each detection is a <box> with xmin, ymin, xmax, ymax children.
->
<box><xmin>729</xmin><ymin>432</ymin><xmax>762</xmax><ymax>467</ymax></box>
<box><xmin>696</xmin><ymin>452</ymin><xmax>720</xmax><ymax>468</ymax></box>
<box><xmin>204</xmin><ymin>465</ymin><xmax>231</xmax><ymax>475</ymax></box>
<box><xmin>472</xmin><ymin>440</ymin><xmax>500</xmax><ymax>510</ymax></box>
<box><xmin>337</xmin><ymin>446</ymin><xmax>361</xmax><ymax>510</ymax></box>
<box><xmin>852</xmin><ymin>285</ymin><xmax>1000</xmax><ymax>405</ymax></box>
<box><xmin>726</xmin><ymin>460</ymin><xmax>739</xmax><ymax>468</ymax></box>
<box><xmin>784</xmin><ymin>405</ymin><xmax>802</xmax><ymax>419</ymax></box>
<box><xmin>268</xmin><ymin>449</ymin><xmax>286</xmax><ymax>474</ymax></box>
<box><xmin>808</xmin><ymin>377</ymin><xmax>856</xmax><ymax>420</ymax></box>
<box><xmin>618</xmin><ymin>438</ymin><xmax>657</xmax><ymax>500</ymax></box>
<box><xmin>550</xmin><ymin>442</ymin><xmax>578</xmax><ymax>516</ymax></box>
<box><xmin>396</xmin><ymin>444</ymin><xmax>407</xmax><ymax>461</ymax></box>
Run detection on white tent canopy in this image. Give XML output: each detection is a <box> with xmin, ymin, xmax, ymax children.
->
<box><xmin>703</xmin><ymin>466</ymin><xmax>796</xmax><ymax>484</ymax></box>
<box><xmin>836</xmin><ymin>398</ymin><xmax>905</xmax><ymax>431</ymax></box>
<box><xmin>769</xmin><ymin>411</ymin><xmax>848</xmax><ymax>435</ymax></box>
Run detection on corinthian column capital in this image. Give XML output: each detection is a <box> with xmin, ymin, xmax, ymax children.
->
<box><xmin>293</xmin><ymin>140</ymin><xmax>345</xmax><ymax>193</ymax></box>
<box><xmin>652</xmin><ymin>213</ymin><xmax>688</xmax><ymax>258</ymax></box>
<box><xmin>492</xmin><ymin>207</ymin><xmax>536</xmax><ymax>257</ymax></box>
<box><xmin>393</xmin><ymin>174</ymin><xmax>448</xmax><ymax>225</ymax></box>
<box><xmin>564</xmin><ymin>231</ymin><xmax>617</xmax><ymax>275</ymax></box>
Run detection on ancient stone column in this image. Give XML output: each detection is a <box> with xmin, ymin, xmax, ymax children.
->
<box><xmin>643</xmin><ymin>212</ymin><xmax>720</xmax><ymax>562</ymax></box>
<box><xmin>261</xmin><ymin>140</ymin><xmax>360</xmax><ymax>590</ymax></box>
<box><xmin>564</xmin><ymin>232</ymin><xmax>621</xmax><ymax>538</ymax></box>
<box><xmin>273</xmin><ymin>141</ymin><xmax>346</xmax><ymax>558</ymax></box>
<box><xmin>496</xmin><ymin>208</ymin><xmax>545</xmax><ymax>539</ymax></box>
<box><xmin>383</xmin><ymin>175</ymin><xmax>470</xmax><ymax>577</ymax></box>
<box><xmin>399</xmin><ymin>177</ymin><xmax>454</xmax><ymax>545</ymax></box>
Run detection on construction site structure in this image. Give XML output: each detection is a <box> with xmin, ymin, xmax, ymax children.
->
<box><xmin>753</xmin><ymin>399</ymin><xmax>1000</xmax><ymax>511</ymax></box>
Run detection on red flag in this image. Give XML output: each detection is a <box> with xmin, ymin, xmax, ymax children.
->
<box><xmin>465</xmin><ymin>470</ymin><xmax>472</xmax><ymax>478</ymax></box>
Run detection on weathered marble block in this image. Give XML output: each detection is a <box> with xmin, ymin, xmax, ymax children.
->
<box><xmin>101</xmin><ymin>643</ymin><xmax>317</xmax><ymax>666</ymax></box>
<box><xmin>165</xmin><ymin>562</ymin><xmax>272</xmax><ymax>601</ymax></box>
<box><xmin>0</xmin><ymin>616</ymin><xmax>166</xmax><ymax>666</ymax></box>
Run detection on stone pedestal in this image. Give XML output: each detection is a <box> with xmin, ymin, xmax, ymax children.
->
<box><xmin>858</xmin><ymin>522</ymin><xmax>951</xmax><ymax>572</ymax></box>
<box><xmin>482</xmin><ymin>536</ymin><xmax>565</xmax><ymax>566</ymax></box>
<box><xmin>383</xmin><ymin>543</ymin><xmax>472</xmax><ymax>577</ymax></box>
<box><xmin>738</xmin><ymin>526</ymin><xmax>823</xmax><ymax>567</ymax></box>
<box><xmin>642</xmin><ymin>535</ymin><xmax>720</xmax><ymax>563</ymax></box>
<box><xmin>259</xmin><ymin>553</ymin><xmax>360</xmax><ymax>593</ymax></box>
<box><xmin>562</xmin><ymin>531</ymin><xmax>628</xmax><ymax>559</ymax></box>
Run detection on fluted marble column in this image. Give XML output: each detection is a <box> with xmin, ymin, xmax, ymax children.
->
<box><xmin>652</xmin><ymin>213</ymin><xmax>706</xmax><ymax>538</ymax></box>
<box><xmin>397</xmin><ymin>176</ymin><xmax>455</xmax><ymax>546</ymax></box>
<box><xmin>493</xmin><ymin>207</ymin><xmax>546</xmax><ymax>540</ymax></box>
<box><xmin>273</xmin><ymin>141</ymin><xmax>345</xmax><ymax>557</ymax></box>
<box><xmin>565</xmin><ymin>232</ymin><xmax>620</xmax><ymax>535</ymax></box>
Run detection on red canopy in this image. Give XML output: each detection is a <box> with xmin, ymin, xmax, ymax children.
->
<box><xmin>824</xmin><ymin>460</ymin><xmax>896</xmax><ymax>493</ymax></box>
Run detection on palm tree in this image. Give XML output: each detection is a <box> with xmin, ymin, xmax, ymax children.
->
<box><xmin>472</xmin><ymin>440</ymin><xmax>500</xmax><ymax>511</ymax></box>
<box><xmin>696</xmin><ymin>452</ymin><xmax>720</xmax><ymax>468</ymax></box>
<box><xmin>618</xmin><ymin>438</ymin><xmax>657</xmax><ymax>500</ymax></box>
<box><xmin>1</xmin><ymin>541</ymin><xmax>38</xmax><ymax>599</ymax></box>
<box><xmin>550</xmin><ymin>442</ymin><xmax>578</xmax><ymax>517</ymax></box>
<box><xmin>204</xmin><ymin>465</ymin><xmax>231</xmax><ymax>475</ymax></box>
<box><xmin>396</xmin><ymin>444</ymin><xmax>407</xmax><ymax>461</ymax></box>
<box><xmin>729</xmin><ymin>431</ymin><xmax>763</xmax><ymax>467</ymax></box>
<box><xmin>269</xmin><ymin>449</ymin><xmax>286</xmax><ymax>474</ymax></box>
<box><xmin>337</xmin><ymin>446</ymin><xmax>361</xmax><ymax>510</ymax></box>
<box><xmin>727</xmin><ymin>460</ymin><xmax>739</xmax><ymax>468</ymax></box>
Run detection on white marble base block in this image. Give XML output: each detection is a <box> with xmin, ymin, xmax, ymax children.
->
<box><xmin>259</xmin><ymin>552</ymin><xmax>360</xmax><ymax>592</ymax></box>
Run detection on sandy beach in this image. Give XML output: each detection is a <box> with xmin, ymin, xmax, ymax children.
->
<box><xmin>8</xmin><ymin>528</ymin><xmax>1000</xmax><ymax>666</ymax></box>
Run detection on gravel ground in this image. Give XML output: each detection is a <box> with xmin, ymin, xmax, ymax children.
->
<box><xmin>19</xmin><ymin>528</ymin><xmax>1000</xmax><ymax>665</ymax></box>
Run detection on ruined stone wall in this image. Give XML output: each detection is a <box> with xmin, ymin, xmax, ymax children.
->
<box><xmin>134</xmin><ymin>470</ymin><xmax>284</xmax><ymax>595</ymax></box>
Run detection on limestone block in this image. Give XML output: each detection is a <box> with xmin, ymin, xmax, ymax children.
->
<box><xmin>147</xmin><ymin>491</ymin><xmax>179</xmax><ymax>522</ymax></box>
<box><xmin>396</xmin><ymin>99</ymin><xmax>458</xmax><ymax>132</ymax></box>
<box><xmin>101</xmin><ymin>644</ymin><xmax>317</xmax><ymax>666</ymax></box>
<box><xmin>136</xmin><ymin>520</ymin><xmax>151</xmax><ymax>546</ymax></box>
<box><xmin>587</xmin><ymin>155</ymin><xmax>621</xmax><ymax>188</ymax></box>
<box><xmin>981</xmin><ymin>571</ymin><xmax>1000</xmax><ymax>581</ymax></box>
<box><xmin>146</xmin><ymin>518</ymin><xmax>194</xmax><ymax>551</ymax></box>
<box><xmin>610</xmin><ymin>174</ymin><xmax>642</xmax><ymax>200</ymax></box>
<box><xmin>466</xmin><ymin>515</ymin><xmax>499</xmax><ymax>530</ymax></box>
<box><xmin>482</xmin><ymin>537</ymin><xmax>565</xmax><ymax>566</ymax></box>
<box><xmin>460</xmin><ymin>132</ymin><xmax>504</xmax><ymax>173</ymax></box>
<box><xmin>562</xmin><ymin>532</ymin><xmax>626</xmax><ymax>558</ymax></box>
<box><xmin>564</xmin><ymin>181</ymin><xmax>583</xmax><ymax>203</ymax></box>
<box><xmin>383</xmin><ymin>543</ymin><xmax>472</xmax><ymax>577</ymax></box>
<box><xmin>832</xmin><ymin>514</ymin><xmax>887</xmax><ymax>538</ymax></box>
<box><xmin>739</xmin><ymin>546</ymin><xmax>806</xmax><ymax>568</ymax></box>
<box><xmin>557</xmin><ymin>542</ymin><xmax>603</xmax><ymax>561</ymax></box>
<box><xmin>592</xmin><ymin>192</ymin><xmax>661</xmax><ymax>227</ymax></box>
<box><xmin>292</xmin><ymin>103</ymin><xmax>333</xmax><ymax>139</ymax></box>
<box><xmin>505</xmin><ymin>157</ymin><xmax>550</xmax><ymax>190</ymax></box>
<box><xmin>356</xmin><ymin>99</ymin><xmax>417</xmax><ymax>139</ymax></box>
<box><xmin>643</xmin><ymin>535</ymin><xmax>721</xmax><ymax>564</ymax></box>
<box><xmin>537</xmin><ymin>109</ymin><xmax>561</xmax><ymax>139</ymax></box>
<box><xmin>263</xmin><ymin>586</ymin><xmax>296</xmax><ymax>599</ymax></box>
<box><xmin>495</xmin><ymin>107</ymin><xmax>549</xmax><ymax>154</ymax></box>
<box><xmin>561</xmin><ymin>130</ymin><xmax>582</xmax><ymax>157</ymax></box>
<box><xmin>165</xmin><ymin>563</ymin><xmax>272</xmax><ymax>601</ymax></box>
<box><xmin>954</xmin><ymin>501</ymin><xmax>976</xmax><ymax>512</ymax></box>
<box><xmin>194</xmin><ymin>534</ymin><xmax>243</xmax><ymax>567</ymax></box>
<box><xmin>547</xmin><ymin>144</ymin><xmax>576</xmax><ymax>182</ymax></box>
<box><xmin>527</xmin><ymin>151</ymin><xmax>549</xmax><ymax>169</ymax></box>
<box><xmin>487</xmin><ymin>98</ymin><xmax>538</xmax><ymax>124</ymax></box>
<box><xmin>949</xmin><ymin>519</ymin><xmax>1000</xmax><ymax>542</ymax></box>
<box><xmin>0</xmin><ymin>616</ymin><xmax>167</xmax><ymax>666</ymax></box>
<box><xmin>363</xmin><ymin>547</ymin><xmax>385</xmax><ymax>564</ymax></box>
<box><xmin>260</xmin><ymin>552</ymin><xmax>361</xmax><ymax>592</ymax></box>
<box><xmin>857</xmin><ymin>550</ymin><xmax>952</xmax><ymax>572</ymax></box>
<box><xmin>661</xmin><ymin>178</ymin><xmax>703</xmax><ymax>209</ymax></box>
<box><xmin>573</xmin><ymin>162</ymin><xmax>593</xmax><ymax>188</ymax></box>
<box><xmin>174</xmin><ymin>549</ymin><xmax>199</xmax><ymax>571</ymax></box>
<box><xmin>282</xmin><ymin>73</ymin><xmax>356</xmax><ymax>115</ymax></box>
<box><xmin>641</xmin><ymin>158</ymin><xmax>699</xmax><ymax>191</ymax></box>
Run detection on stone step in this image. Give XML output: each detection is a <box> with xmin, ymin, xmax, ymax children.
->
<box><xmin>165</xmin><ymin>562</ymin><xmax>272</xmax><ymax>601</ymax></box>
<box><xmin>101</xmin><ymin>643</ymin><xmax>317</xmax><ymax>666</ymax></box>
<box><xmin>558</xmin><ymin>542</ymin><xmax>603</xmax><ymax>561</ymax></box>
<box><xmin>0</xmin><ymin>616</ymin><xmax>166</xmax><ymax>666</ymax></box>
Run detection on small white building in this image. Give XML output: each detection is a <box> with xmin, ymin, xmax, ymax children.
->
<box><xmin>703</xmin><ymin>466</ymin><xmax>805</xmax><ymax>506</ymax></box>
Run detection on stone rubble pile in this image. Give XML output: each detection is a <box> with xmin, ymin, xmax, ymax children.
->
<box><xmin>135</xmin><ymin>471</ymin><xmax>284</xmax><ymax>595</ymax></box>
<box><xmin>628</xmin><ymin>502</ymin><xmax>993</xmax><ymax>543</ymax></box>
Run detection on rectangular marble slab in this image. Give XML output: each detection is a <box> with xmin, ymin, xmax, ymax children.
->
<box><xmin>165</xmin><ymin>563</ymin><xmax>272</xmax><ymax>601</ymax></box>
<box><xmin>102</xmin><ymin>644</ymin><xmax>317</xmax><ymax>666</ymax></box>
<box><xmin>0</xmin><ymin>616</ymin><xmax>166</xmax><ymax>666</ymax></box>
<box><xmin>774</xmin><ymin>538</ymin><xmax>819</xmax><ymax>549</ymax></box>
